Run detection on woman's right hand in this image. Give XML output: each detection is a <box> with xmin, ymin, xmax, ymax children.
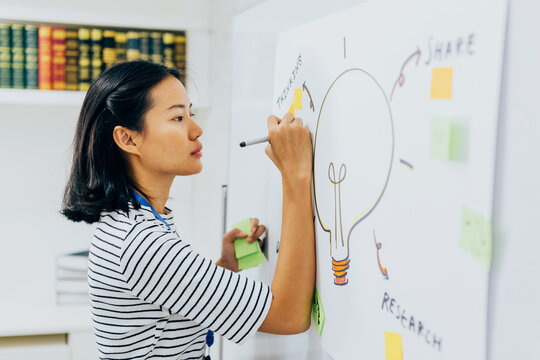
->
<box><xmin>265</xmin><ymin>113</ymin><xmax>313</xmax><ymax>181</ymax></box>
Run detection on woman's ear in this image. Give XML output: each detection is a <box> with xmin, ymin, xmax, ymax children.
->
<box><xmin>112</xmin><ymin>126</ymin><xmax>141</xmax><ymax>156</ymax></box>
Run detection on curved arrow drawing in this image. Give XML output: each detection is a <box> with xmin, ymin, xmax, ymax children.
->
<box><xmin>390</xmin><ymin>47</ymin><xmax>421</xmax><ymax>101</ymax></box>
<box><xmin>374</xmin><ymin>230</ymin><xmax>389</xmax><ymax>279</ymax></box>
<box><xmin>302</xmin><ymin>81</ymin><xmax>315</xmax><ymax>112</ymax></box>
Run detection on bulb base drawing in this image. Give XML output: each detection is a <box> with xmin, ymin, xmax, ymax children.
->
<box><xmin>332</xmin><ymin>257</ymin><xmax>350</xmax><ymax>286</ymax></box>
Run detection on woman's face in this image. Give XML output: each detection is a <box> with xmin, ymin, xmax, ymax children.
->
<box><xmin>137</xmin><ymin>76</ymin><xmax>203</xmax><ymax>176</ymax></box>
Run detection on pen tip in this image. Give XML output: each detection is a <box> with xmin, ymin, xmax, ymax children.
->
<box><xmin>239</xmin><ymin>142</ymin><xmax>246</xmax><ymax>148</ymax></box>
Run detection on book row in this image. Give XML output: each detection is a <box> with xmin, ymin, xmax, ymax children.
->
<box><xmin>0</xmin><ymin>23</ymin><xmax>187</xmax><ymax>91</ymax></box>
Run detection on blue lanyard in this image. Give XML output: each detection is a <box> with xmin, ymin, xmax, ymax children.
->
<box><xmin>131</xmin><ymin>189</ymin><xmax>171</xmax><ymax>230</ymax></box>
<box><xmin>131</xmin><ymin>189</ymin><xmax>214</xmax><ymax>357</ymax></box>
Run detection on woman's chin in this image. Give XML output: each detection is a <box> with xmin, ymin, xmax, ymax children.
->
<box><xmin>184</xmin><ymin>163</ymin><xmax>203</xmax><ymax>175</ymax></box>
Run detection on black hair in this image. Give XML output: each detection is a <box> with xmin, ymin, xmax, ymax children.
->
<box><xmin>61</xmin><ymin>60</ymin><xmax>182</xmax><ymax>224</ymax></box>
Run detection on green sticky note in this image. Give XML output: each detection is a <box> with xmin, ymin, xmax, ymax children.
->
<box><xmin>459</xmin><ymin>205</ymin><xmax>492</xmax><ymax>268</ymax></box>
<box><xmin>233</xmin><ymin>218</ymin><xmax>259</xmax><ymax>259</ymax></box>
<box><xmin>233</xmin><ymin>217</ymin><xmax>252</xmax><ymax>234</ymax></box>
<box><xmin>450</xmin><ymin>123</ymin><xmax>468</xmax><ymax>161</ymax></box>
<box><xmin>311</xmin><ymin>286</ymin><xmax>325</xmax><ymax>336</ymax></box>
<box><xmin>237</xmin><ymin>249</ymin><xmax>265</xmax><ymax>270</ymax></box>
<box><xmin>234</xmin><ymin>238</ymin><xmax>260</xmax><ymax>259</ymax></box>
<box><xmin>430</xmin><ymin>117</ymin><xmax>453</xmax><ymax>160</ymax></box>
<box><xmin>385</xmin><ymin>332</ymin><xmax>403</xmax><ymax>360</ymax></box>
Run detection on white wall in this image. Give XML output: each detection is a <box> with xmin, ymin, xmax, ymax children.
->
<box><xmin>186</xmin><ymin>0</ymin><xmax>266</xmax><ymax>258</ymax></box>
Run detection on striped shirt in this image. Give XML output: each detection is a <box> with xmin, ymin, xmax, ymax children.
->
<box><xmin>88</xmin><ymin>202</ymin><xmax>273</xmax><ymax>359</ymax></box>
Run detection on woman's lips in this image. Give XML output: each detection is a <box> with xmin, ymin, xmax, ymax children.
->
<box><xmin>191</xmin><ymin>145</ymin><xmax>203</xmax><ymax>157</ymax></box>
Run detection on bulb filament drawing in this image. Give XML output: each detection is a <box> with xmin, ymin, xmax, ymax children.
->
<box><xmin>328</xmin><ymin>162</ymin><xmax>350</xmax><ymax>285</ymax></box>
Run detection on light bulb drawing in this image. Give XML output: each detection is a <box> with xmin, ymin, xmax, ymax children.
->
<box><xmin>313</xmin><ymin>68</ymin><xmax>394</xmax><ymax>286</ymax></box>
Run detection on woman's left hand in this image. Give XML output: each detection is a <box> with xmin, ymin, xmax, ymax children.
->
<box><xmin>216</xmin><ymin>218</ymin><xmax>266</xmax><ymax>272</ymax></box>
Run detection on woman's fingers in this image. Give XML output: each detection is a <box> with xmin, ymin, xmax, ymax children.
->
<box><xmin>247</xmin><ymin>224</ymin><xmax>267</xmax><ymax>244</ymax></box>
<box><xmin>267</xmin><ymin>115</ymin><xmax>280</xmax><ymax>129</ymax></box>
<box><xmin>282</xmin><ymin>112</ymin><xmax>295</xmax><ymax>124</ymax></box>
<box><xmin>250</xmin><ymin>218</ymin><xmax>259</xmax><ymax>233</ymax></box>
<box><xmin>224</xmin><ymin>228</ymin><xmax>247</xmax><ymax>243</ymax></box>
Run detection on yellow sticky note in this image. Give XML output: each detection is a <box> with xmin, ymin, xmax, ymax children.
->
<box><xmin>293</xmin><ymin>88</ymin><xmax>303</xmax><ymax>109</ymax></box>
<box><xmin>288</xmin><ymin>103</ymin><xmax>296</xmax><ymax>116</ymax></box>
<box><xmin>288</xmin><ymin>88</ymin><xmax>303</xmax><ymax>116</ymax></box>
<box><xmin>385</xmin><ymin>332</ymin><xmax>403</xmax><ymax>360</ymax></box>
<box><xmin>430</xmin><ymin>67</ymin><xmax>453</xmax><ymax>99</ymax></box>
<box><xmin>459</xmin><ymin>205</ymin><xmax>493</xmax><ymax>268</ymax></box>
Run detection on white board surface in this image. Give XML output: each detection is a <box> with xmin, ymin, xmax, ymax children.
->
<box><xmin>225</xmin><ymin>0</ymin><xmax>540</xmax><ymax>359</ymax></box>
<box><xmin>271</xmin><ymin>0</ymin><xmax>506</xmax><ymax>359</ymax></box>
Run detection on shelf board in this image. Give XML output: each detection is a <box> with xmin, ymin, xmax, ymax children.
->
<box><xmin>0</xmin><ymin>4</ymin><xmax>207</xmax><ymax>31</ymax></box>
<box><xmin>0</xmin><ymin>89</ymin><xmax>86</xmax><ymax>106</ymax></box>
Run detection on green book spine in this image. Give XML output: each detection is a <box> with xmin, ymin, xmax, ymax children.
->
<box><xmin>65</xmin><ymin>29</ymin><xmax>78</xmax><ymax>91</ymax></box>
<box><xmin>163</xmin><ymin>32</ymin><xmax>175</xmax><ymax>68</ymax></box>
<box><xmin>11</xmin><ymin>24</ymin><xmax>24</xmax><ymax>89</ymax></box>
<box><xmin>139</xmin><ymin>31</ymin><xmax>150</xmax><ymax>61</ymax></box>
<box><xmin>0</xmin><ymin>24</ymin><xmax>12</xmax><ymax>88</ymax></box>
<box><xmin>150</xmin><ymin>32</ymin><xmax>163</xmax><ymax>64</ymax></box>
<box><xmin>90</xmin><ymin>28</ymin><xmax>102</xmax><ymax>80</ymax></box>
<box><xmin>115</xmin><ymin>31</ymin><xmax>127</xmax><ymax>62</ymax></box>
<box><xmin>78</xmin><ymin>28</ymin><xmax>90</xmax><ymax>91</ymax></box>
<box><xmin>24</xmin><ymin>25</ymin><xmax>38</xmax><ymax>89</ymax></box>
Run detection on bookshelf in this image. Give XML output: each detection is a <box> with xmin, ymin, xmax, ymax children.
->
<box><xmin>0</xmin><ymin>2</ymin><xmax>211</xmax><ymax>108</ymax></box>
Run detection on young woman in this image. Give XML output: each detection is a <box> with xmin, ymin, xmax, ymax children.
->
<box><xmin>61</xmin><ymin>60</ymin><xmax>315</xmax><ymax>360</ymax></box>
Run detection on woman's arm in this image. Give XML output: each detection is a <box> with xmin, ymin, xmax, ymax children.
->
<box><xmin>258</xmin><ymin>113</ymin><xmax>315</xmax><ymax>334</ymax></box>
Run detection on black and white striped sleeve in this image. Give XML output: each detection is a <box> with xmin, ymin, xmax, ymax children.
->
<box><xmin>119</xmin><ymin>223</ymin><xmax>273</xmax><ymax>344</ymax></box>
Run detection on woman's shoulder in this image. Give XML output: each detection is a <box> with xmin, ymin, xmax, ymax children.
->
<box><xmin>97</xmin><ymin>202</ymin><xmax>150</xmax><ymax>234</ymax></box>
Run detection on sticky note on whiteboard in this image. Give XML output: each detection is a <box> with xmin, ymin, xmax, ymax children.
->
<box><xmin>430</xmin><ymin>117</ymin><xmax>453</xmax><ymax>160</ymax></box>
<box><xmin>385</xmin><ymin>332</ymin><xmax>403</xmax><ymax>360</ymax></box>
<box><xmin>430</xmin><ymin>67</ymin><xmax>453</xmax><ymax>99</ymax></box>
<box><xmin>459</xmin><ymin>205</ymin><xmax>493</xmax><ymax>269</ymax></box>
<box><xmin>288</xmin><ymin>88</ymin><xmax>303</xmax><ymax>116</ymax></box>
<box><xmin>311</xmin><ymin>286</ymin><xmax>325</xmax><ymax>336</ymax></box>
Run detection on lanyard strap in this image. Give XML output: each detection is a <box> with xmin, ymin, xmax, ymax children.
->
<box><xmin>131</xmin><ymin>189</ymin><xmax>214</xmax><ymax>356</ymax></box>
<box><xmin>131</xmin><ymin>189</ymin><xmax>171</xmax><ymax>230</ymax></box>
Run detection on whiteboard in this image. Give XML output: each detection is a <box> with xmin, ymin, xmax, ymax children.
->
<box><xmin>270</xmin><ymin>0</ymin><xmax>506</xmax><ymax>358</ymax></box>
<box><xmin>225</xmin><ymin>0</ymin><xmax>540</xmax><ymax>359</ymax></box>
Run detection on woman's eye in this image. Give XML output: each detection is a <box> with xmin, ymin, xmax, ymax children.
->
<box><xmin>174</xmin><ymin>116</ymin><xmax>183</xmax><ymax>122</ymax></box>
<box><xmin>190</xmin><ymin>113</ymin><xmax>195</xmax><ymax>118</ymax></box>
